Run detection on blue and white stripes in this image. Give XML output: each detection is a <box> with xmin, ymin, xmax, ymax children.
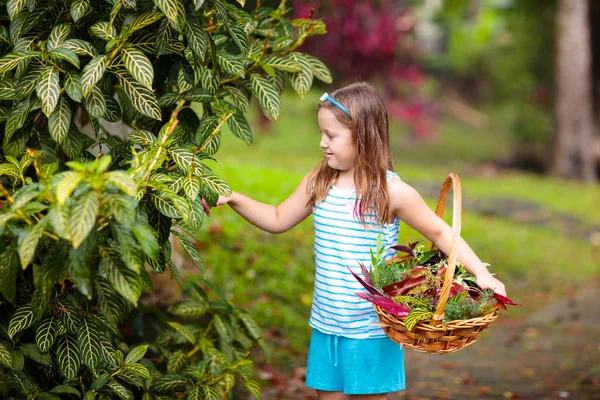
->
<box><xmin>309</xmin><ymin>171</ymin><xmax>401</xmax><ymax>339</ymax></box>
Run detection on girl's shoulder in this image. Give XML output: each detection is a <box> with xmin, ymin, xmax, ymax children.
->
<box><xmin>386</xmin><ymin>170</ymin><xmax>401</xmax><ymax>182</ymax></box>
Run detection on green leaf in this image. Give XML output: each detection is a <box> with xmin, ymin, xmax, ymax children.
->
<box><xmin>56</xmin><ymin>334</ymin><xmax>81</xmax><ymax>380</ymax></box>
<box><xmin>104</xmin><ymin>95</ymin><xmax>122</xmax><ymax>122</ymax></box>
<box><xmin>84</xmin><ymin>86</ymin><xmax>106</xmax><ymax>119</ymax></box>
<box><xmin>249</xmin><ymin>74</ymin><xmax>280</xmax><ymax>120</ymax></box>
<box><xmin>131</xmin><ymin>223</ymin><xmax>159</xmax><ymax>260</ymax></box>
<box><xmin>166</xmin><ymin>351</ymin><xmax>188</xmax><ymax>374</ymax></box>
<box><xmin>227</xmin><ymin>24</ymin><xmax>248</xmax><ymax>56</ymax></box>
<box><xmin>121</xmin><ymin>47</ymin><xmax>154</xmax><ymax>89</ymax></box>
<box><xmin>48</xmin><ymin>23</ymin><xmax>72</xmax><ymax>51</ymax></box>
<box><xmin>48</xmin><ymin>98</ymin><xmax>71</xmax><ymax>144</ymax></box>
<box><xmin>19</xmin><ymin>218</ymin><xmax>48</xmax><ymax>269</ymax></box>
<box><xmin>90</xmin><ymin>21</ymin><xmax>117</xmax><ymax>41</ymax></box>
<box><xmin>171</xmin><ymin>230</ymin><xmax>204</xmax><ymax>276</ymax></box>
<box><xmin>103</xmin><ymin>250</ymin><xmax>142</xmax><ymax>305</ymax></box>
<box><xmin>154</xmin><ymin>0</ymin><xmax>184</xmax><ymax>26</ymax></box>
<box><xmin>224</xmin><ymin>85</ymin><xmax>250</xmax><ymax>113</ymax></box>
<box><xmin>91</xmin><ymin>372</ymin><xmax>110</xmax><ymax>390</ymax></box>
<box><xmin>151</xmin><ymin>192</ymin><xmax>181</xmax><ymax>219</ymax></box>
<box><xmin>0</xmin><ymin>342</ymin><xmax>12</xmax><ymax>369</ymax></box>
<box><xmin>170</xmin><ymin>299</ymin><xmax>207</xmax><ymax>317</ymax></box>
<box><xmin>305</xmin><ymin>52</ymin><xmax>333</xmax><ymax>84</ymax></box>
<box><xmin>71</xmin><ymin>0</ymin><xmax>90</xmax><ymax>22</ymax></box>
<box><xmin>77</xmin><ymin>317</ymin><xmax>102</xmax><ymax>370</ymax></box>
<box><xmin>36</xmin><ymin>66</ymin><xmax>60</xmax><ymax>116</ymax></box>
<box><xmin>19</xmin><ymin>343</ymin><xmax>53</xmax><ymax>366</ymax></box>
<box><xmin>8</xmin><ymin>305</ymin><xmax>35</xmax><ymax>338</ymax></box>
<box><xmin>263</xmin><ymin>55</ymin><xmax>301</xmax><ymax>73</ymax></box>
<box><xmin>124</xmin><ymin>345</ymin><xmax>147</xmax><ymax>365</ymax></box>
<box><xmin>7</xmin><ymin>0</ymin><xmax>27</xmax><ymax>20</ymax></box>
<box><xmin>56</xmin><ymin>172</ymin><xmax>83</xmax><ymax>206</ymax></box>
<box><xmin>69</xmin><ymin>190</ymin><xmax>99</xmax><ymax>248</ymax></box>
<box><xmin>126</xmin><ymin>12</ymin><xmax>164</xmax><ymax>33</ymax></box>
<box><xmin>166</xmin><ymin>322</ymin><xmax>196</xmax><ymax>345</ymax></box>
<box><xmin>289</xmin><ymin>53</ymin><xmax>313</xmax><ymax>99</ymax></box>
<box><xmin>116</xmin><ymin>72</ymin><xmax>161</xmax><ymax>120</ymax></box>
<box><xmin>404</xmin><ymin>307</ymin><xmax>434</xmax><ymax>332</ymax></box>
<box><xmin>199</xmin><ymin>174</ymin><xmax>232</xmax><ymax>196</ymax></box>
<box><xmin>217</xmin><ymin>53</ymin><xmax>245</xmax><ymax>78</ymax></box>
<box><xmin>0</xmin><ymin>249</ymin><xmax>19</xmax><ymax>302</ymax></box>
<box><xmin>185</xmin><ymin>18</ymin><xmax>208</xmax><ymax>61</ymax></box>
<box><xmin>81</xmin><ymin>55</ymin><xmax>108</xmax><ymax>97</ymax></box>
<box><xmin>169</xmin><ymin>147</ymin><xmax>196</xmax><ymax>174</ymax></box>
<box><xmin>127</xmin><ymin>362</ymin><xmax>151</xmax><ymax>378</ymax></box>
<box><xmin>50</xmin><ymin>385</ymin><xmax>81</xmax><ymax>397</ymax></box>
<box><xmin>68</xmin><ymin>230</ymin><xmax>96</xmax><ymax>299</ymax></box>
<box><xmin>128</xmin><ymin>129</ymin><xmax>155</xmax><ymax>145</ymax></box>
<box><xmin>49</xmin><ymin>48</ymin><xmax>80</xmax><ymax>69</ymax></box>
<box><xmin>243</xmin><ymin>379</ymin><xmax>261</xmax><ymax>400</ymax></box>
<box><xmin>106</xmin><ymin>171</ymin><xmax>138</xmax><ymax>196</ymax></box>
<box><xmin>183</xmin><ymin>175</ymin><xmax>201</xmax><ymax>199</ymax></box>
<box><xmin>151</xmin><ymin>375</ymin><xmax>187</xmax><ymax>393</ymax></box>
<box><xmin>227</xmin><ymin>110</ymin><xmax>252</xmax><ymax>145</ymax></box>
<box><xmin>64</xmin><ymin>72</ymin><xmax>83</xmax><ymax>102</ymax></box>
<box><xmin>59</xmin><ymin>39</ymin><xmax>97</xmax><ymax>57</ymax></box>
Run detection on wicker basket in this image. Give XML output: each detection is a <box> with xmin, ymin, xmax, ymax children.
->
<box><xmin>375</xmin><ymin>173</ymin><xmax>498</xmax><ymax>354</ymax></box>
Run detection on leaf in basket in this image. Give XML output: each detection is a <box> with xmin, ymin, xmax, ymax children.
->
<box><xmin>410</xmin><ymin>266</ymin><xmax>429</xmax><ymax>277</ymax></box>
<box><xmin>359</xmin><ymin>262</ymin><xmax>372</xmax><ymax>285</ymax></box>
<box><xmin>448</xmin><ymin>290</ymin><xmax>468</xmax><ymax>304</ymax></box>
<box><xmin>494</xmin><ymin>293</ymin><xmax>522</xmax><ymax>307</ymax></box>
<box><xmin>404</xmin><ymin>307</ymin><xmax>434</xmax><ymax>331</ymax></box>
<box><xmin>417</xmin><ymin>250</ymin><xmax>439</xmax><ymax>265</ymax></box>
<box><xmin>355</xmin><ymin>292</ymin><xmax>410</xmax><ymax>317</ymax></box>
<box><xmin>347</xmin><ymin>266</ymin><xmax>386</xmax><ymax>297</ymax></box>
<box><xmin>391</xmin><ymin>244</ymin><xmax>415</xmax><ymax>256</ymax></box>
<box><xmin>449</xmin><ymin>281</ymin><xmax>467</xmax><ymax>297</ymax></box>
<box><xmin>382</xmin><ymin>275</ymin><xmax>426</xmax><ymax>297</ymax></box>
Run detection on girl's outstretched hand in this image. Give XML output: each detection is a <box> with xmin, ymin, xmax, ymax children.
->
<box><xmin>476</xmin><ymin>273</ymin><xmax>507</xmax><ymax>297</ymax></box>
<box><xmin>216</xmin><ymin>195</ymin><xmax>232</xmax><ymax>207</ymax></box>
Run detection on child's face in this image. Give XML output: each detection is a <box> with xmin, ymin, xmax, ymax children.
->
<box><xmin>317</xmin><ymin>108</ymin><xmax>357</xmax><ymax>173</ymax></box>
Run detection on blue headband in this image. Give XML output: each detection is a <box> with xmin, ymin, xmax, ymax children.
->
<box><xmin>320</xmin><ymin>92</ymin><xmax>351</xmax><ymax>118</ymax></box>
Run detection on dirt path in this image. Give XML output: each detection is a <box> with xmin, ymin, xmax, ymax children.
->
<box><xmin>256</xmin><ymin>288</ymin><xmax>600</xmax><ymax>400</ymax></box>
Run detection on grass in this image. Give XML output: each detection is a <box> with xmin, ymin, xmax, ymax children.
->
<box><xmin>189</xmin><ymin>89</ymin><xmax>600</xmax><ymax>369</ymax></box>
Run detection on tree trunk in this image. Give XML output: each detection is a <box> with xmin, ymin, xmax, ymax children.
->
<box><xmin>553</xmin><ymin>0</ymin><xmax>597</xmax><ymax>182</ymax></box>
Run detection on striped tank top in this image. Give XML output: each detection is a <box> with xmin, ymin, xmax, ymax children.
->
<box><xmin>309</xmin><ymin>170</ymin><xmax>401</xmax><ymax>339</ymax></box>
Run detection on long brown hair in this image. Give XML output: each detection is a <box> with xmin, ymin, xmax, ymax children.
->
<box><xmin>307</xmin><ymin>82</ymin><xmax>394</xmax><ymax>226</ymax></box>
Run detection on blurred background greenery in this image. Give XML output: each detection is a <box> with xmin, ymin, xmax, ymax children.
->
<box><xmin>169</xmin><ymin>0</ymin><xmax>599</xmax><ymax>398</ymax></box>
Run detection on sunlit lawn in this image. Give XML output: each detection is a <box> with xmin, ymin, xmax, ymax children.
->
<box><xmin>188</xmin><ymin>90</ymin><xmax>600</xmax><ymax>369</ymax></box>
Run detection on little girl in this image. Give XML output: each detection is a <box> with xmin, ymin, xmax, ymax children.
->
<box><xmin>216</xmin><ymin>82</ymin><xmax>506</xmax><ymax>399</ymax></box>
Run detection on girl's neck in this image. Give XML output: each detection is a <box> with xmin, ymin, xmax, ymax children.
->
<box><xmin>335</xmin><ymin>170</ymin><xmax>354</xmax><ymax>190</ymax></box>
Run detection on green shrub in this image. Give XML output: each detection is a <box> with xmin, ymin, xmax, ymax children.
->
<box><xmin>0</xmin><ymin>0</ymin><xmax>330</xmax><ymax>398</ymax></box>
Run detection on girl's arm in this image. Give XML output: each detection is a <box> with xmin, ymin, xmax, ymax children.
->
<box><xmin>216</xmin><ymin>172</ymin><xmax>313</xmax><ymax>234</ymax></box>
<box><xmin>388</xmin><ymin>178</ymin><xmax>507</xmax><ymax>296</ymax></box>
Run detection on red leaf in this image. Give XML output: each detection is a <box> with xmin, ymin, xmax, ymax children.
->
<box><xmin>382</xmin><ymin>275</ymin><xmax>426</xmax><ymax>297</ymax></box>
<box><xmin>494</xmin><ymin>293</ymin><xmax>522</xmax><ymax>307</ymax></box>
<box><xmin>355</xmin><ymin>292</ymin><xmax>410</xmax><ymax>317</ymax></box>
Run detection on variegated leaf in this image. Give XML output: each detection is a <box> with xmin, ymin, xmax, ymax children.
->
<box><xmin>81</xmin><ymin>55</ymin><xmax>107</xmax><ymax>97</ymax></box>
<box><xmin>48</xmin><ymin>98</ymin><xmax>71</xmax><ymax>144</ymax></box>
<box><xmin>227</xmin><ymin>110</ymin><xmax>252</xmax><ymax>145</ymax></box>
<box><xmin>48</xmin><ymin>23</ymin><xmax>72</xmax><ymax>51</ymax></box>
<box><xmin>90</xmin><ymin>21</ymin><xmax>117</xmax><ymax>41</ymax></box>
<box><xmin>121</xmin><ymin>47</ymin><xmax>154</xmax><ymax>89</ymax></box>
<box><xmin>36</xmin><ymin>66</ymin><xmax>60</xmax><ymax>116</ymax></box>
<box><xmin>84</xmin><ymin>86</ymin><xmax>106</xmax><ymax>119</ymax></box>
<box><xmin>249</xmin><ymin>74</ymin><xmax>280</xmax><ymax>120</ymax></box>
<box><xmin>68</xmin><ymin>190</ymin><xmax>99</xmax><ymax>248</ymax></box>
<box><xmin>64</xmin><ymin>72</ymin><xmax>83</xmax><ymax>102</ymax></box>
<box><xmin>126</xmin><ymin>12</ymin><xmax>164</xmax><ymax>33</ymax></box>
<box><xmin>55</xmin><ymin>334</ymin><xmax>80</xmax><ymax>380</ymax></box>
<box><xmin>59</xmin><ymin>39</ymin><xmax>96</xmax><ymax>57</ymax></box>
<box><xmin>70</xmin><ymin>0</ymin><xmax>90</xmax><ymax>22</ymax></box>
<box><xmin>116</xmin><ymin>72</ymin><xmax>161</xmax><ymax>120</ymax></box>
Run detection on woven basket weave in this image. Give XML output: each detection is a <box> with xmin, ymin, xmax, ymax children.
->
<box><xmin>375</xmin><ymin>173</ymin><xmax>498</xmax><ymax>354</ymax></box>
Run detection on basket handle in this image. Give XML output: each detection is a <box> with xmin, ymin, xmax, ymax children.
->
<box><xmin>429</xmin><ymin>173</ymin><xmax>462</xmax><ymax>327</ymax></box>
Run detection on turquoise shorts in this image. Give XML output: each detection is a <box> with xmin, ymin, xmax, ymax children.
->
<box><xmin>305</xmin><ymin>328</ymin><xmax>406</xmax><ymax>395</ymax></box>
